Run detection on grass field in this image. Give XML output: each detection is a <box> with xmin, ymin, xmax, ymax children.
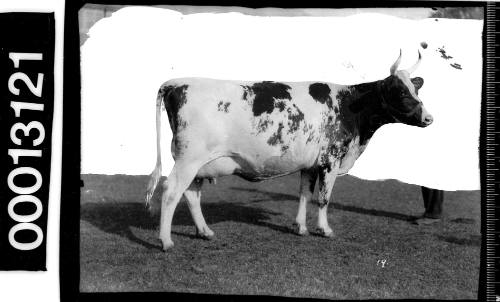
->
<box><xmin>80</xmin><ymin>173</ymin><xmax>480</xmax><ymax>299</ymax></box>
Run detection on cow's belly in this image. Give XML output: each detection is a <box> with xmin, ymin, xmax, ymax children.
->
<box><xmin>196</xmin><ymin>146</ymin><xmax>316</xmax><ymax>181</ymax></box>
<box><xmin>196</xmin><ymin>156</ymin><xmax>304</xmax><ymax>181</ymax></box>
<box><xmin>196</xmin><ymin>157</ymin><xmax>241</xmax><ymax>178</ymax></box>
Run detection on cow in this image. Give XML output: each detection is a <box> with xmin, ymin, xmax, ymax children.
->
<box><xmin>145</xmin><ymin>50</ymin><xmax>433</xmax><ymax>251</ymax></box>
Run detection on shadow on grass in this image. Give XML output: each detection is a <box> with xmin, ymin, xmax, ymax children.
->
<box><xmin>81</xmin><ymin>200</ymin><xmax>159</xmax><ymax>249</ymax></box>
<box><xmin>229</xmin><ymin>187</ymin><xmax>415</xmax><ymax>222</ymax></box>
<box><xmin>81</xmin><ymin>197</ymin><xmax>285</xmax><ymax>250</ymax></box>
<box><xmin>436</xmin><ymin>234</ymin><xmax>481</xmax><ymax>247</ymax></box>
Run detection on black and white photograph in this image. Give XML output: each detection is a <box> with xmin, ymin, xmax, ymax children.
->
<box><xmin>77</xmin><ymin>4</ymin><xmax>483</xmax><ymax>300</ymax></box>
<box><xmin>3</xmin><ymin>1</ymin><xmax>500</xmax><ymax>301</ymax></box>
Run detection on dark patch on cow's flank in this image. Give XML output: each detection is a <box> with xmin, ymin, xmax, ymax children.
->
<box><xmin>287</xmin><ymin>104</ymin><xmax>305</xmax><ymax>134</ymax></box>
<box><xmin>178</xmin><ymin>120</ymin><xmax>188</xmax><ymax>129</ymax></box>
<box><xmin>217</xmin><ymin>101</ymin><xmax>231</xmax><ymax>112</ymax></box>
<box><xmin>302</xmin><ymin>123</ymin><xmax>313</xmax><ymax>135</ymax></box>
<box><xmin>217</xmin><ymin>100</ymin><xmax>224</xmax><ymax>111</ymax></box>
<box><xmin>267</xmin><ymin>122</ymin><xmax>284</xmax><ymax>146</ymax></box>
<box><xmin>309</xmin><ymin>83</ymin><xmax>333</xmax><ymax>109</ymax></box>
<box><xmin>275</xmin><ymin>100</ymin><xmax>287</xmax><ymax>112</ymax></box>
<box><xmin>241</xmin><ymin>86</ymin><xmax>250</xmax><ymax>101</ymax></box>
<box><xmin>245</xmin><ymin>81</ymin><xmax>292</xmax><ymax>116</ymax></box>
<box><xmin>320</xmin><ymin>113</ymin><xmax>341</xmax><ymax>149</ymax></box>
<box><xmin>450</xmin><ymin>63</ymin><xmax>462</xmax><ymax>70</ymax></box>
<box><xmin>302</xmin><ymin>123</ymin><xmax>316</xmax><ymax>144</ymax></box>
<box><xmin>334</xmin><ymin>89</ymin><xmax>358</xmax><ymax>140</ymax></box>
<box><xmin>306</xmin><ymin>130</ymin><xmax>316</xmax><ymax>144</ymax></box>
<box><xmin>437</xmin><ymin>47</ymin><xmax>453</xmax><ymax>60</ymax></box>
<box><xmin>256</xmin><ymin>117</ymin><xmax>273</xmax><ymax>134</ymax></box>
<box><xmin>162</xmin><ymin>84</ymin><xmax>189</xmax><ymax>133</ymax></box>
<box><xmin>420</xmin><ymin>41</ymin><xmax>428</xmax><ymax>49</ymax></box>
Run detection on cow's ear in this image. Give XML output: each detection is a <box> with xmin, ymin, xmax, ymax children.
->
<box><xmin>411</xmin><ymin>77</ymin><xmax>424</xmax><ymax>91</ymax></box>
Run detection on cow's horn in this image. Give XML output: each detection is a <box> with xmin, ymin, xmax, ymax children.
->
<box><xmin>406</xmin><ymin>50</ymin><xmax>422</xmax><ymax>74</ymax></box>
<box><xmin>390</xmin><ymin>49</ymin><xmax>402</xmax><ymax>75</ymax></box>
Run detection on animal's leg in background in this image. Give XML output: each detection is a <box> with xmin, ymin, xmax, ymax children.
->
<box><xmin>293</xmin><ymin>168</ymin><xmax>318</xmax><ymax>236</ymax></box>
<box><xmin>423</xmin><ymin>186</ymin><xmax>444</xmax><ymax>218</ymax></box>
<box><xmin>159</xmin><ymin>161</ymin><xmax>199</xmax><ymax>251</ymax></box>
<box><xmin>413</xmin><ymin>186</ymin><xmax>444</xmax><ymax>225</ymax></box>
<box><xmin>184</xmin><ymin>178</ymin><xmax>214</xmax><ymax>240</ymax></box>
<box><xmin>315</xmin><ymin>166</ymin><xmax>337</xmax><ymax>238</ymax></box>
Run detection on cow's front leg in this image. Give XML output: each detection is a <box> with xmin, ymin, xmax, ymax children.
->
<box><xmin>293</xmin><ymin>168</ymin><xmax>318</xmax><ymax>236</ymax></box>
<box><xmin>315</xmin><ymin>164</ymin><xmax>337</xmax><ymax>238</ymax></box>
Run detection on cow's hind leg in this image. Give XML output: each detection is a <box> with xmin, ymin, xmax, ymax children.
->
<box><xmin>315</xmin><ymin>165</ymin><xmax>337</xmax><ymax>238</ymax></box>
<box><xmin>159</xmin><ymin>161</ymin><xmax>199</xmax><ymax>251</ymax></box>
<box><xmin>293</xmin><ymin>168</ymin><xmax>318</xmax><ymax>236</ymax></box>
<box><xmin>184</xmin><ymin>178</ymin><xmax>214</xmax><ymax>240</ymax></box>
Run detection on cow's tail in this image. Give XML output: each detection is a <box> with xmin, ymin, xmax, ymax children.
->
<box><xmin>145</xmin><ymin>86</ymin><xmax>168</xmax><ymax>208</ymax></box>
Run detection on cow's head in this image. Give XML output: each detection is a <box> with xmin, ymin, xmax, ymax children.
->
<box><xmin>379</xmin><ymin>50</ymin><xmax>433</xmax><ymax>127</ymax></box>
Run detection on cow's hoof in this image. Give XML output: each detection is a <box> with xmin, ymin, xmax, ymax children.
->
<box><xmin>196</xmin><ymin>227</ymin><xmax>215</xmax><ymax>240</ymax></box>
<box><xmin>161</xmin><ymin>240</ymin><xmax>174</xmax><ymax>251</ymax></box>
<box><xmin>292</xmin><ymin>223</ymin><xmax>309</xmax><ymax>236</ymax></box>
<box><xmin>315</xmin><ymin>227</ymin><xmax>334</xmax><ymax>238</ymax></box>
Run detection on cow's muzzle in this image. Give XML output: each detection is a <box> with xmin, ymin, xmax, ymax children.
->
<box><xmin>417</xmin><ymin>105</ymin><xmax>433</xmax><ymax>127</ymax></box>
<box><xmin>422</xmin><ymin>114</ymin><xmax>433</xmax><ymax>126</ymax></box>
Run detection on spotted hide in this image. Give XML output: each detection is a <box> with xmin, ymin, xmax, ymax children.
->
<box><xmin>145</xmin><ymin>51</ymin><xmax>433</xmax><ymax>251</ymax></box>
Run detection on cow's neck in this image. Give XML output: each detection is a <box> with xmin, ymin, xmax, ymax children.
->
<box><xmin>336</xmin><ymin>79</ymin><xmax>393</xmax><ymax>146</ymax></box>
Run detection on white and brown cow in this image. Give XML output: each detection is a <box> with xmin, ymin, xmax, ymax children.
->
<box><xmin>146</xmin><ymin>51</ymin><xmax>432</xmax><ymax>251</ymax></box>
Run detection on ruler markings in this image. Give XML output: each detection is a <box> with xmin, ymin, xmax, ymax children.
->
<box><xmin>485</xmin><ymin>4</ymin><xmax>498</xmax><ymax>299</ymax></box>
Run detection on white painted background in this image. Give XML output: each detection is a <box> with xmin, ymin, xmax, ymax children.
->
<box><xmin>82</xmin><ymin>7</ymin><xmax>482</xmax><ymax>190</ymax></box>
